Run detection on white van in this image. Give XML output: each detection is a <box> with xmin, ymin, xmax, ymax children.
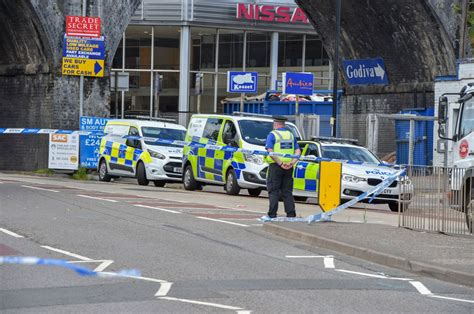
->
<box><xmin>182</xmin><ymin>113</ymin><xmax>302</xmax><ymax>196</ymax></box>
<box><xmin>98</xmin><ymin>119</ymin><xmax>186</xmax><ymax>187</ymax></box>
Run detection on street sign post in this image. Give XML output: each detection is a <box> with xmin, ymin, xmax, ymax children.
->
<box><xmin>342</xmin><ymin>58</ymin><xmax>389</xmax><ymax>85</ymax></box>
<box><xmin>282</xmin><ymin>72</ymin><xmax>314</xmax><ymax>115</ymax></box>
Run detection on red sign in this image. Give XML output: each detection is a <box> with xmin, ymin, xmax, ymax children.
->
<box><xmin>236</xmin><ymin>4</ymin><xmax>309</xmax><ymax>24</ymax></box>
<box><xmin>460</xmin><ymin>140</ymin><xmax>469</xmax><ymax>159</ymax></box>
<box><xmin>66</xmin><ymin>16</ymin><xmax>101</xmax><ymax>38</ymax></box>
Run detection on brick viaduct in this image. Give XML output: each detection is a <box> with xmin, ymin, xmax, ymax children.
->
<box><xmin>0</xmin><ymin>0</ymin><xmax>469</xmax><ymax>170</ymax></box>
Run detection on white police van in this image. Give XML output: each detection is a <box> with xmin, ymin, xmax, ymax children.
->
<box><xmin>98</xmin><ymin>118</ymin><xmax>186</xmax><ymax>187</ymax></box>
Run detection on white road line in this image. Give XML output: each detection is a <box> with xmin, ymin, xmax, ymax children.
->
<box><xmin>158</xmin><ymin>296</ymin><xmax>244</xmax><ymax>311</ymax></box>
<box><xmin>196</xmin><ymin>216</ymin><xmax>249</xmax><ymax>227</ymax></box>
<box><xmin>0</xmin><ymin>228</ymin><xmax>24</xmax><ymax>238</ymax></box>
<box><xmin>77</xmin><ymin>194</ymin><xmax>118</xmax><ymax>203</ymax></box>
<box><xmin>99</xmin><ymin>271</ymin><xmax>169</xmax><ymax>283</ymax></box>
<box><xmin>324</xmin><ymin>257</ymin><xmax>335</xmax><ymax>269</ymax></box>
<box><xmin>21</xmin><ymin>185</ymin><xmax>59</xmax><ymax>193</ymax></box>
<box><xmin>286</xmin><ymin>255</ymin><xmax>333</xmax><ymax>258</ymax></box>
<box><xmin>41</xmin><ymin>245</ymin><xmax>92</xmax><ymax>261</ymax></box>
<box><xmin>68</xmin><ymin>259</ymin><xmax>114</xmax><ymax>272</ymax></box>
<box><xmin>155</xmin><ymin>282</ymin><xmax>173</xmax><ymax>297</ymax></box>
<box><xmin>134</xmin><ymin>204</ymin><xmax>181</xmax><ymax>214</ymax></box>
<box><xmin>335</xmin><ymin>269</ymin><xmax>412</xmax><ymax>281</ymax></box>
<box><xmin>410</xmin><ymin>281</ymin><xmax>432</xmax><ymax>295</ymax></box>
<box><xmin>429</xmin><ymin>295</ymin><xmax>474</xmax><ymax>304</ymax></box>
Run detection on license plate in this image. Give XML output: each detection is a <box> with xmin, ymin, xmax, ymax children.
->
<box><xmin>173</xmin><ymin>167</ymin><xmax>182</xmax><ymax>174</ymax></box>
<box><xmin>382</xmin><ymin>189</ymin><xmax>393</xmax><ymax>194</ymax></box>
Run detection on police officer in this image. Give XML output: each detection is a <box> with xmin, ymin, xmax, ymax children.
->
<box><xmin>265</xmin><ymin>115</ymin><xmax>301</xmax><ymax>218</ymax></box>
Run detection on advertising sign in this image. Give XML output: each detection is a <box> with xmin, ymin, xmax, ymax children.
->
<box><xmin>236</xmin><ymin>3</ymin><xmax>309</xmax><ymax>24</ymax></box>
<box><xmin>79</xmin><ymin>116</ymin><xmax>110</xmax><ymax>169</ymax></box>
<box><xmin>282</xmin><ymin>72</ymin><xmax>314</xmax><ymax>95</ymax></box>
<box><xmin>63</xmin><ymin>36</ymin><xmax>105</xmax><ymax>60</ymax></box>
<box><xmin>66</xmin><ymin>16</ymin><xmax>101</xmax><ymax>38</ymax></box>
<box><xmin>227</xmin><ymin>71</ymin><xmax>258</xmax><ymax>93</ymax></box>
<box><xmin>49</xmin><ymin>133</ymin><xmax>79</xmax><ymax>170</ymax></box>
<box><xmin>62</xmin><ymin>57</ymin><xmax>104</xmax><ymax>77</ymax></box>
<box><xmin>342</xmin><ymin>58</ymin><xmax>389</xmax><ymax>85</ymax></box>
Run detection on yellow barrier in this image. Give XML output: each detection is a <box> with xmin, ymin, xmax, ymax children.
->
<box><xmin>318</xmin><ymin>161</ymin><xmax>342</xmax><ymax>212</ymax></box>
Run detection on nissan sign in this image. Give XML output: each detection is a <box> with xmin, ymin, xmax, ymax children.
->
<box><xmin>236</xmin><ymin>3</ymin><xmax>309</xmax><ymax>24</ymax></box>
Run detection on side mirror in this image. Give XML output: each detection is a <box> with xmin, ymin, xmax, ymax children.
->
<box><xmin>438</xmin><ymin>96</ymin><xmax>448</xmax><ymax>125</ymax></box>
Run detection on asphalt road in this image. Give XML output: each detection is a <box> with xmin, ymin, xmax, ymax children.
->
<box><xmin>1</xmin><ymin>173</ymin><xmax>473</xmax><ymax>313</ymax></box>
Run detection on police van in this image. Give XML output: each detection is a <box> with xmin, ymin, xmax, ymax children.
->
<box><xmin>182</xmin><ymin>113</ymin><xmax>302</xmax><ymax>196</ymax></box>
<box><xmin>98</xmin><ymin>118</ymin><xmax>186</xmax><ymax>187</ymax></box>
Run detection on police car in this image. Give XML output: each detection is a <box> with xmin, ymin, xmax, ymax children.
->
<box><xmin>182</xmin><ymin>113</ymin><xmax>302</xmax><ymax>196</ymax></box>
<box><xmin>98</xmin><ymin>118</ymin><xmax>186</xmax><ymax>187</ymax></box>
<box><xmin>292</xmin><ymin>137</ymin><xmax>412</xmax><ymax>211</ymax></box>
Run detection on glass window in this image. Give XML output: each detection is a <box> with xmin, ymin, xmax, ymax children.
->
<box><xmin>305</xmin><ymin>36</ymin><xmax>323</xmax><ymax>66</ymax></box>
<box><xmin>459</xmin><ymin>99</ymin><xmax>474</xmax><ymax>139</ymax></box>
<box><xmin>320</xmin><ymin>145</ymin><xmax>380</xmax><ymax>163</ymax></box>
<box><xmin>278</xmin><ymin>34</ymin><xmax>303</xmax><ymax>67</ymax></box>
<box><xmin>219</xmin><ymin>32</ymin><xmax>243</xmax><ymax>68</ymax></box>
<box><xmin>126</xmin><ymin>127</ymin><xmax>141</xmax><ymax>149</ymax></box>
<box><xmin>142</xmin><ymin>127</ymin><xmax>186</xmax><ymax>147</ymax></box>
<box><xmin>222</xmin><ymin>120</ymin><xmax>239</xmax><ymax>146</ymax></box>
<box><xmin>246</xmin><ymin>32</ymin><xmax>270</xmax><ymax>68</ymax></box>
<box><xmin>203</xmin><ymin>118</ymin><xmax>223</xmax><ymax>141</ymax></box>
<box><xmin>304</xmin><ymin>143</ymin><xmax>320</xmax><ymax>157</ymax></box>
<box><xmin>238</xmin><ymin>120</ymin><xmax>300</xmax><ymax>146</ymax></box>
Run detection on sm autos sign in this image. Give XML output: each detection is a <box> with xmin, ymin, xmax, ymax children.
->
<box><xmin>342</xmin><ymin>58</ymin><xmax>389</xmax><ymax>86</ymax></box>
<box><xmin>227</xmin><ymin>72</ymin><xmax>258</xmax><ymax>93</ymax></box>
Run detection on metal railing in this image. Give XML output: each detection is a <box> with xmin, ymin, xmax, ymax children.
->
<box><xmin>399</xmin><ymin>166</ymin><xmax>473</xmax><ymax>235</ymax></box>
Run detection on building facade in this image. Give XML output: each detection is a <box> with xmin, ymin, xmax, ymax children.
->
<box><xmin>111</xmin><ymin>0</ymin><xmax>331</xmax><ymax>124</ymax></box>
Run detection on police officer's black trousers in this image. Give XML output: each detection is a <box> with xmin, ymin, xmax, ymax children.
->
<box><xmin>266</xmin><ymin>163</ymin><xmax>296</xmax><ymax>218</ymax></box>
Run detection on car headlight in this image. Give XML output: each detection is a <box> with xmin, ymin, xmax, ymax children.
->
<box><xmin>244</xmin><ymin>153</ymin><xmax>263</xmax><ymax>165</ymax></box>
<box><xmin>148</xmin><ymin>150</ymin><xmax>166</xmax><ymax>160</ymax></box>
<box><xmin>342</xmin><ymin>174</ymin><xmax>367</xmax><ymax>183</ymax></box>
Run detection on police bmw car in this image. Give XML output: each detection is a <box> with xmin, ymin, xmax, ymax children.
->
<box><xmin>292</xmin><ymin>137</ymin><xmax>412</xmax><ymax>212</ymax></box>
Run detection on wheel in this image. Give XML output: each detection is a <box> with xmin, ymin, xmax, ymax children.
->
<box><xmin>248</xmin><ymin>188</ymin><xmax>262</xmax><ymax>197</ymax></box>
<box><xmin>136</xmin><ymin>162</ymin><xmax>149</xmax><ymax>186</ymax></box>
<box><xmin>225</xmin><ymin>169</ymin><xmax>240</xmax><ymax>195</ymax></box>
<box><xmin>154</xmin><ymin>181</ymin><xmax>166</xmax><ymax>187</ymax></box>
<box><xmin>294</xmin><ymin>196</ymin><xmax>308</xmax><ymax>202</ymax></box>
<box><xmin>98</xmin><ymin>159</ymin><xmax>111</xmax><ymax>182</ymax></box>
<box><xmin>183</xmin><ymin>164</ymin><xmax>198</xmax><ymax>191</ymax></box>
<box><xmin>388</xmin><ymin>202</ymin><xmax>409</xmax><ymax>212</ymax></box>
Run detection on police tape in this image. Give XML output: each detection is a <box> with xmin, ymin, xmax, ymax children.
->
<box><xmin>0</xmin><ymin>256</ymin><xmax>140</xmax><ymax>277</ymax></box>
<box><xmin>260</xmin><ymin>168</ymin><xmax>407</xmax><ymax>223</ymax></box>
<box><xmin>0</xmin><ymin>127</ymin><xmax>397</xmax><ymax>167</ymax></box>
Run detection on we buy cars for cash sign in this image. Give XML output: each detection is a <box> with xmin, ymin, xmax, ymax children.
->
<box><xmin>66</xmin><ymin>16</ymin><xmax>101</xmax><ymax>38</ymax></box>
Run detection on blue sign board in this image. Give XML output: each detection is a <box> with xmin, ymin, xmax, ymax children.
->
<box><xmin>79</xmin><ymin>116</ymin><xmax>110</xmax><ymax>169</ymax></box>
<box><xmin>227</xmin><ymin>71</ymin><xmax>258</xmax><ymax>93</ymax></box>
<box><xmin>63</xmin><ymin>36</ymin><xmax>105</xmax><ymax>60</ymax></box>
<box><xmin>282</xmin><ymin>72</ymin><xmax>314</xmax><ymax>95</ymax></box>
<box><xmin>342</xmin><ymin>58</ymin><xmax>389</xmax><ymax>85</ymax></box>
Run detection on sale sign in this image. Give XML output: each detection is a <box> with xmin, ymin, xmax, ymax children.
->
<box><xmin>66</xmin><ymin>16</ymin><xmax>101</xmax><ymax>38</ymax></box>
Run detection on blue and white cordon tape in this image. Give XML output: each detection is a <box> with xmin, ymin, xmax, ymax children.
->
<box><xmin>0</xmin><ymin>256</ymin><xmax>140</xmax><ymax>277</ymax></box>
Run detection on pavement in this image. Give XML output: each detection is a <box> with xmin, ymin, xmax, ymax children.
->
<box><xmin>264</xmin><ymin>221</ymin><xmax>474</xmax><ymax>287</ymax></box>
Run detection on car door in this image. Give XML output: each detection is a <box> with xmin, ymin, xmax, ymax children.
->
<box><xmin>219</xmin><ymin>119</ymin><xmax>239</xmax><ymax>179</ymax></box>
<box><xmin>293</xmin><ymin>142</ymin><xmax>320</xmax><ymax>197</ymax></box>
<box><xmin>198</xmin><ymin>118</ymin><xmax>224</xmax><ymax>182</ymax></box>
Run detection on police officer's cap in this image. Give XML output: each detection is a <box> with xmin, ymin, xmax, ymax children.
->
<box><xmin>272</xmin><ymin>115</ymin><xmax>287</xmax><ymax>122</ymax></box>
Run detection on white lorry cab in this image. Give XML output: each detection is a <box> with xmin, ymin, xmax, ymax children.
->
<box><xmin>182</xmin><ymin>113</ymin><xmax>302</xmax><ymax>196</ymax></box>
<box><xmin>438</xmin><ymin>83</ymin><xmax>474</xmax><ymax>232</ymax></box>
<box><xmin>98</xmin><ymin>118</ymin><xmax>186</xmax><ymax>187</ymax></box>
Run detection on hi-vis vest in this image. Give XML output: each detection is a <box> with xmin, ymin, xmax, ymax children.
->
<box><xmin>267</xmin><ymin>129</ymin><xmax>295</xmax><ymax>164</ymax></box>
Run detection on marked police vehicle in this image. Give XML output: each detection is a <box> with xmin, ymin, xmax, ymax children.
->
<box><xmin>182</xmin><ymin>113</ymin><xmax>302</xmax><ymax>196</ymax></box>
<box><xmin>292</xmin><ymin>137</ymin><xmax>412</xmax><ymax>212</ymax></box>
<box><xmin>98</xmin><ymin>118</ymin><xmax>186</xmax><ymax>187</ymax></box>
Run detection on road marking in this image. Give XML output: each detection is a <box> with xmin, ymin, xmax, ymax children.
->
<box><xmin>335</xmin><ymin>269</ymin><xmax>411</xmax><ymax>281</ymax></box>
<box><xmin>77</xmin><ymin>194</ymin><xmax>118</xmax><ymax>202</ymax></box>
<box><xmin>159</xmin><ymin>296</ymin><xmax>244</xmax><ymax>311</ymax></box>
<box><xmin>196</xmin><ymin>216</ymin><xmax>249</xmax><ymax>227</ymax></box>
<box><xmin>41</xmin><ymin>245</ymin><xmax>92</xmax><ymax>261</ymax></box>
<box><xmin>409</xmin><ymin>281</ymin><xmax>432</xmax><ymax>295</ymax></box>
<box><xmin>286</xmin><ymin>255</ymin><xmax>333</xmax><ymax>258</ymax></box>
<box><xmin>155</xmin><ymin>282</ymin><xmax>173</xmax><ymax>297</ymax></box>
<box><xmin>100</xmin><ymin>271</ymin><xmax>170</xmax><ymax>283</ymax></box>
<box><xmin>68</xmin><ymin>259</ymin><xmax>114</xmax><ymax>272</ymax></box>
<box><xmin>324</xmin><ymin>257</ymin><xmax>335</xmax><ymax>268</ymax></box>
<box><xmin>0</xmin><ymin>228</ymin><xmax>24</xmax><ymax>238</ymax></box>
<box><xmin>429</xmin><ymin>295</ymin><xmax>474</xmax><ymax>304</ymax></box>
<box><xmin>21</xmin><ymin>185</ymin><xmax>59</xmax><ymax>193</ymax></box>
<box><xmin>134</xmin><ymin>204</ymin><xmax>181</xmax><ymax>214</ymax></box>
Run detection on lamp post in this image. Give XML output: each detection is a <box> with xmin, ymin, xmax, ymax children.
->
<box><xmin>331</xmin><ymin>0</ymin><xmax>341</xmax><ymax>137</ymax></box>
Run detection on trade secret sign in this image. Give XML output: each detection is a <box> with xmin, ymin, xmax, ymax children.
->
<box><xmin>66</xmin><ymin>16</ymin><xmax>101</xmax><ymax>38</ymax></box>
<box><xmin>282</xmin><ymin>72</ymin><xmax>314</xmax><ymax>95</ymax></box>
<box><xmin>227</xmin><ymin>71</ymin><xmax>258</xmax><ymax>93</ymax></box>
<box><xmin>342</xmin><ymin>58</ymin><xmax>389</xmax><ymax>85</ymax></box>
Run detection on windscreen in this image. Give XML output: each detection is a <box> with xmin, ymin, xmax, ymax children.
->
<box><xmin>320</xmin><ymin>145</ymin><xmax>379</xmax><ymax>163</ymax></box>
<box><xmin>238</xmin><ymin>120</ymin><xmax>301</xmax><ymax>146</ymax></box>
<box><xmin>459</xmin><ymin>98</ymin><xmax>474</xmax><ymax>139</ymax></box>
<box><xmin>142</xmin><ymin>127</ymin><xmax>185</xmax><ymax>147</ymax></box>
